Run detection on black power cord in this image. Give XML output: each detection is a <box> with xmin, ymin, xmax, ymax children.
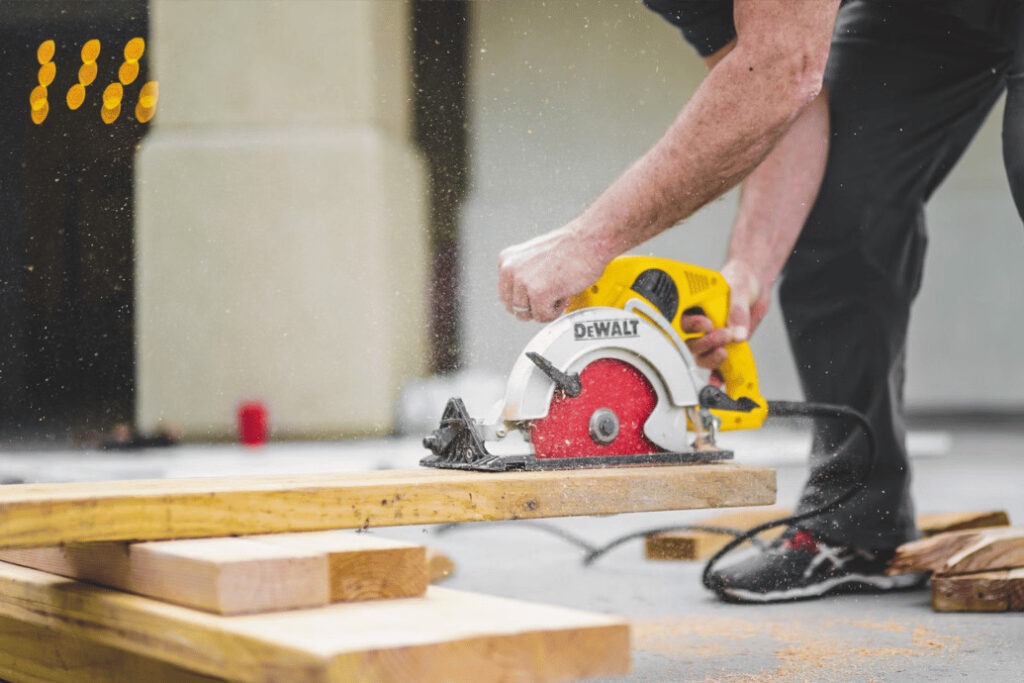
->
<box><xmin>698</xmin><ymin>400</ymin><xmax>876</xmax><ymax>593</ymax></box>
<box><xmin>432</xmin><ymin>399</ymin><xmax>876</xmax><ymax>596</ymax></box>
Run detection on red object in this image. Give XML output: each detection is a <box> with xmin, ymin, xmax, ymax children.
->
<box><xmin>784</xmin><ymin>530</ymin><xmax>819</xmax><ymax>553</ymax></box>
<box><xmin>238</xmin><ymin>401</ymin><xmax>268</xmax><ymax>446</ymax></box>
<box><xmin>529</xmin><ymin>358</ymin><xmax>660</xmax><ymax>459</ymax></box>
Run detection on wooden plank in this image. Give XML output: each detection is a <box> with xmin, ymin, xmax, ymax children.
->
<box><xmin>0</xmin><ymin>613</ymin><xmax>220</xmax><ymax>683</ymax></box>
<box><xmin>931</xmin><ymin>567</ymin><xmax>1024</xmax><ymax>612</ymax></box>
<box><xmin>646</xmin><ymin>509</ymin><xmax>1012</xmax><ymax>562</ymax></box>
<box><xmin>0</xmin><ymin>561</ymin><xmax>630</xmax><ymax>682</ymax></box>
<box><xmin>0</xmin><ymin>538</ymin><xmax>329</xmax><ymax>615</ymax></box>
<box><xmin>0</xmin><ymin>463</ymin><xmax>775</xmax><ymax>549</ymax></box>
<box><xmin>889</xmin><ymin>527</ymin><xmax>1024</xmax><ymax>576</ymax></box>
<box><xmin>246</xmin><ymin>531</ymin><xmax>427</xmax><ymax>601</ymax></box>
<box><xmin>645</xmin><ymin>507</ymin><xmax>792</xmax><ymax>560</ymax></box>
<box><xmin>917</xmin><ymin>510</ymin><xmax>1010</xmax><ymax>537</ymax></box>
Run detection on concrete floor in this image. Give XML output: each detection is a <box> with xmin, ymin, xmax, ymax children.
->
<box><xmin>0</xmin><ymin>422</ymin><xmax>1021</xmax><ymax>681</ymax></box>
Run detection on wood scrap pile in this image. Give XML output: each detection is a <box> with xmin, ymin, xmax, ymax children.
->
<box><xmin>889</xmin><ymin>526</ymin><xmax>1024</xmax><ymax>613</ymax></box>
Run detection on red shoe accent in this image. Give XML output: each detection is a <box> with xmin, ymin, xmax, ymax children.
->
<box><xmin>784</xmin><ymin>530</ymin><xmax>819</xmax><ymax>553</ymax></box>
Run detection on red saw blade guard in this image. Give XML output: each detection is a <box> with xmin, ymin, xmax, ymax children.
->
<box><xmin>529</xmin><ymin>358</ymin><xmax>662</xmax><ymax>459</ymax></box>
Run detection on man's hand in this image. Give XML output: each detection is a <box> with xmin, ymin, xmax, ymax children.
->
<box><xmin>681</xmin><ymin>259</ymin><xmax>770</xmax><ymax>375</ymax></box>
<box><xmin>497</xmin><ymin>221</ymin><xmax>612</xmax><ymax>322</ymax></box>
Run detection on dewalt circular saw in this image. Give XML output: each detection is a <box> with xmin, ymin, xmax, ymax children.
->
<box><xmin>421</xmin><ymin>256</ymin><xmax>768</xmax><ymax>471</ymax></box>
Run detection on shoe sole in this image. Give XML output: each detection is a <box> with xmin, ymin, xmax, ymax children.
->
<box><xmin>719</xmin><ymin>572</ymin><xmax>926</xmax><ymax>604</ymax></box>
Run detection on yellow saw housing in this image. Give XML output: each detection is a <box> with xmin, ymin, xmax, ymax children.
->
<box><xmin>566</xmin><ymin>255</ymin><xmax>768</xmax><ymax>432</ymax></box>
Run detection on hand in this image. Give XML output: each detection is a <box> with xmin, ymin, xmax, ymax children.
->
<box><xmin>680</xmin><ymin>258</ymin><xmax>771</xmax><ymax>377</ymax></box>
<box><xmin>497</xmin><ymin>222</ymin><xmax>613</xmax><ymax>322</ymax></box>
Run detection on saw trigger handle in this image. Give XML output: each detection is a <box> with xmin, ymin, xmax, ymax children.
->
<box><xmin>698</xmin><ymin>385</ymin><xmax>759</xmax><ymax>413</ymax></box>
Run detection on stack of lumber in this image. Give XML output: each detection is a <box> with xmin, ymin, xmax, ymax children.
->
<box><xmin>0</xmin><ymin>531</ymin><xmax>629</xmax><ymax>681</ymax></box>
<box><xmin>645</xmin><ymin>509</ymin><xmax>1010</xmax><ymax>561</ymax></box>
<box><xmin>889</xmin><ymin>526</ymin><xmax>1024</xmax><ymax>613</ymax></box>
<box><xmin>0</xmin><ymin>462</ymin><xmax>776</xmax><ymax>681</ymax></box>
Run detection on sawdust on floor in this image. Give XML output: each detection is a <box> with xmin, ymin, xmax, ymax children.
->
<box><xmin>632</xmin><ymin>615</ymin><xmax>962</xmax><ymax>681</ymax></box>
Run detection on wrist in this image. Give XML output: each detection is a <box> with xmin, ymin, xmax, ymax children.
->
<box><xmin>721</xmin><ymin>256</ymin><xmax>774</xmax><ymax>298</ymax></box>
<box><xmin>566</xmin><ymin>215</ymin><xmax>622</xmax><ymax>271</ymax></box>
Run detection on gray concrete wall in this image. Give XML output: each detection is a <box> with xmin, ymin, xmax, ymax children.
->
<box><xmin>135</xmin><ymin>0</ymin><xmax>429</xmax><ymax>439</ymax></box>
<box><xmin>462</xmin><ymin>0</ymin><xmax>1024</xmax><ymax>410</ymax></box>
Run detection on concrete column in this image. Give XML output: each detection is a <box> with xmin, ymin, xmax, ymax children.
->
<box><xmin>136</xmin><ymin>0</ymin><xmax>428</xmax><ymax>439</ymax></box>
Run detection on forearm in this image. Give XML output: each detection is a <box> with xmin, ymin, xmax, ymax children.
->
<box><xmin>574</xmin><ymin>1</ymin><xmax>837</xmax><ymax>262</ymax></box>
<box><xmin>728</xmin><ymin>89</ymin><xmax>830</xmax><ymax>287</ymax></box>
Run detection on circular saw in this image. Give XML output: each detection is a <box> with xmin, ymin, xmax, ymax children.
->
<box><xmin>421</xmin><ymin>256</ymin><xmax>768</xmax><ymax>471</ymax></box>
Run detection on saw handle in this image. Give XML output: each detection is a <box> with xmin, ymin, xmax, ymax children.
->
<box><xmin>680</xmin><ymin>296</ymin><xmax>767</xmax><ymax>431</ymax></box>
<box><xmin>708</xmin><ymin>333</ymin><xmax>767</xmax><ymax>431</ymax></box>
<box><xmin>567</xmin><ymin>256</ymin><xmax>767</xmax><ymax>431</ymax></box>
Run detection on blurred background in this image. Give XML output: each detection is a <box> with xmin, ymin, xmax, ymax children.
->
<box><xmin>1</xmin><ymin>0</ymin><xmax>1021</xmax><ymax>448</ymax></box>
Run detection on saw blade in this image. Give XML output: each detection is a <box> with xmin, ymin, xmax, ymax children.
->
<box><xmin>528</xmin><ymin>357</ymin><xmax>661</xmax><ymax>459</ymax></box>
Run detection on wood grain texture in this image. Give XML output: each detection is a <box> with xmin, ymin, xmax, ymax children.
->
<box><xmin>917</xmin><ymin>510</ymin><xmax>1010</xmax><ymax>537</ymax></box>
<box><xmin>0</xmin><ymin>562</ymin><xmax>630</xmax><ymax>682</ymax></box>
<box><xmin>0</xmin><ymin>538</ymin><xmax>329</xmax><ymax>615</ymax></box>
<box><xmin>646</xmin><ymin>509</ymin><xmax>1011</xmax><ymax>561</ymax></box>
<box><xmin>931</xmin><ymin>567</ymin><xmax>1024</xmax><ymax>612</ymax></box>
<box><xmin>645</xmin><ymin>507</ymin><xmax>792</xmax><ymax>560</ymax></box>
<box><xmin>0</xmin><ymin>613</ymin><xmax>220</xmax><ymax>682</ymax></box>
<box><xmin>0</xmin><ymin>464</ymin><xmax>775</xmax><ymax>549</ymax></box>
<box><xmin>246</xmin><ymin>531</ymin><xmax>427</xmax><ymax>601</ymax></box>
<box><xmin>889</xmin><ymin>527</ymin><xmax>1024</xmax><ymax>576</ymax></box>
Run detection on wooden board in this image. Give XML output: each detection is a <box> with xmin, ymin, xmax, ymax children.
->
<box><xmin>917</xmin><ymin>510</ymin><xmax>1010</xmax><ymax>537</ymax></box>
<box><xmin>0</xmin><ymin>538</ymin><xmax>328</xmax><ymax>615</ymax></box>
<box><xmin>889</xmin><ymin>527</ymin><xmax>1024</xmax><ymax>576</ymax></box>
<box><xmin>931</xmin><ymin>568</ymin><xmax>1024</xmax><ymax>612</ymax></box>
<box><xmin>246</xmin><ymin>531</ymin><xmax>427</xmax><ymax>601</ymax></box>
<box><xmin>645</xmin><ymin>507</ymin><xmax>792</xmax><ymax>560</ymax></box>
<box><xmin>0</xmin><ymin>561</ymin><xmax>630</xmax><ymax>682</ymax></box>
<box><xmin>646</xmin><ymin>509</ymin><xmax>1011</xmax><ymax>561</ymax></box>
<box><xmin>0</xmin><ymin>531</ymin><xmax>428</xmax><ymax>614</ymax></box>
<box><xmin>0</xmin><ymin>613</ymin><xmax>220</xmax><ymax>683</ymax></box>
<box><xmin>0</xmin><ymin>463</ymin><xmax>775</xmax><ymax>549</ymax></box>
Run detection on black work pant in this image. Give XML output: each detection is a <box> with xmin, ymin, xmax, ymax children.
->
<box><xmin>782</xmin><ymin>0</ymin><xmax>1024</xmax><ymax>548</ymax></box>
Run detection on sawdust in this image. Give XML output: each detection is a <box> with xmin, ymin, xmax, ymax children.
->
<box><xmin>632</xmin><ymin>615</ymin><xmax>961</xmax><ymax>681</ymax></box>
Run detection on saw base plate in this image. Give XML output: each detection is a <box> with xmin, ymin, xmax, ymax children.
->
<box><xmin>419</xmin><ymin>448</ymin><xmax>733</xmax><ymax>473</ymax></box>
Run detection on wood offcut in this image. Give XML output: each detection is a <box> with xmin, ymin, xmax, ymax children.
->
<box><xmin>931</xmin><ymin>568</ymin><xmax>1024</xmax><ymax>612</ymax></box>
<box><xmin>889</xmin><ymin>527</ymin><xmax>1024</xmax><ymax>576</ymax></box>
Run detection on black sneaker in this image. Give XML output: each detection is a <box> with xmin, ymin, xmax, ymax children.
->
<box><xmin>706</xmin><ymin>528</ymin><xmax>927</xmax><ymax>604</ymax></box>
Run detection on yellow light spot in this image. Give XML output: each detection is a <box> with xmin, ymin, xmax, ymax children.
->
<box><xmin>31</xmin><ymin>101</ymin><xmax>49</xmax><ymax>125</ymax></box>
<box><xmin>81</xmin><ymin>39</ymin><xmax>101</xmax><ymax>64</ymax></box>
<box><xmin>78</xmin><ymin>61</ymin><xmax>97</xmax><ymax>86</ymax></box>
<box><xmin>124</xmin><ymin>37</ymin><xmax>145</xmax><ymax>62</ymax></box>
<box><xmin>102</xmin><ymin>83</ymin><xmax>123</xmax><ymax>109</ymax></box>
<box><xmin>30</xmin><ymin>85</ymin><xmax>48</xmax><ymax>110</ymax></box>
<box><xmin>135</xmin><ymin>101</ymin><xmax>155</xmax><ymax>123</ymax></box>
<box><xmin>37</xmin><ymin>62</ymin><xmax>56</xmax><ymax>87</ymax></box>
<box><xmin>66</xmin><ymin>83</ymin><xmax>86</xmax><ymax>110</ymax></box>
<box><xmin>37</xmin><ymin>40</ymin><xmax>55</xmax><ymax>65</ymax></box>
<box><xmin>118</xmin><ymin>60</ymin><xmax>139</xmax><ymax>85</ymax></box>
<box><xmin>101</xmin><ymin>103</ymin><xmax>120</xmax><ymax>124</ymax></box>
<box><xmin>138</xmin><ymin>80</ymin><xmax>159</xmax><ymax>109</ymax></box>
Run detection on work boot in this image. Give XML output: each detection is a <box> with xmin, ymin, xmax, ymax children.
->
<box><xmin>705</xmin><ymin>528</ymin><xmax>928</xmax><ymax>603</ymax></box>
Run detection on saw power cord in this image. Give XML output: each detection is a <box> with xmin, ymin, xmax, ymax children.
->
<box><xmin>433</xmin><ymin>399</ymin><xmax>876</xmax><ymax>597</ymax></box>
